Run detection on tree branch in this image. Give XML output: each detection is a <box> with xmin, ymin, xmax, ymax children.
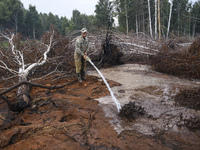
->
<box><xmin>0</xmin><ymin>60</ymin><xmax>18</xmax><ymax>74</ymax></box>
<box><xmin>25</xmin><ymin>32</ymin><xmax>54</xmax><ymax>74</ymax></box>
<box><xmin>2</xmin><ymin>33</ymin><xmax>23</xmax><ymax>66</ymax></box>
<box><xmin>0</xmin><ymin>79</ymin><xmax>77</xmax><ymax>96</ymax></box>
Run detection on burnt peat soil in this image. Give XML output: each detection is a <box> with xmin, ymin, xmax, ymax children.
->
<box><xmin>0</xmin><ymin>75</ymin><xmax>200</xmax><ymax>150</ymax></box>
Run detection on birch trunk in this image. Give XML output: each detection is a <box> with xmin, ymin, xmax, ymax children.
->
<box><xmin>158</xmin><ymin>0</ymin><xmax>161</xmax><ymax>39</ymax></box>
<box><xmin>148</xmin><ymin>0</ymin><xmax>153</xmax><ymax>38</ymax></box>
<box><xmin>136</xmin><ymin>15</ymin><xmax>138</xmax><ymax>37</ymax></box>
<box><xmin>178</xmin><ymin>5</ymin><xmax>180</xmax><ymax>36</ymax></box>
<box><xmin>155</xmin><ymin>0</ymin><xmax>158</xmax><ymax>39</ymax></box>
<box><xmin>33</xmin><ymin>26</ymin><xmax>36</xmax><ymax>39</ymax></box>
<box><xmin>125</xmin><ymin>0</ymin><xmax>129</xmax><ymax>36</ymax></box>
<box><xmin>16</xmin><ymin>74</ymin><xmax>30</xmax><ymax>110</ymax></box>
<box><xmin>14</xmin><ymin>12</ymin><xmax>18</xmax><ymax>36</ymax></box>
<box><xmin>192</xmin><ymin>16</ymin><xmax>197</xmax><ymax>37</ymax></box>
<box><xmin>143</xmin><ymin>14</ymin><xmax>145</xmax><ymax>33</ymax></box>
<box><xmin>167</xmin><ymin>0</ymin><xmax>173</xmax><ymax>38</ymax></box>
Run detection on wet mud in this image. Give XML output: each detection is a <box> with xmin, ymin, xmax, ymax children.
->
<box><xmin>89</xmin><ymin>64</ymin><xmax>200</xmax><ymax>149</ymax></box>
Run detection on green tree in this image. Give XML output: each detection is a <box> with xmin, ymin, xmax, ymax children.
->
<box><xmin>115</xmin><ymin>0</ymin><xmax>193</xmax><ymax>37</ymax></box>
<box><xmin>39</xmin><ymin>13</ymin><xmax>48</xmax><ymax>32</ymax></box>
<box><xmin>0</xmin><ymin>0</ymin><xmax>24</xmax><ymax>34</ymax></box>
<box><xmin>191</xmin><ymin>0</ymin><xmax>200</xmax><ymax>36</ymax></box>
<box><xmin>60</xmin><ymin>16</ymin><xmax>69</xmax><ymax>36</ymax></box>
<box><xmin>95</xmin><ymin>0</ymin><xmax>114</xmax><ymax>29</ymax></box>
<box><xmin>171</xmin><ymin>0</ymin><xmax>190</xmax><ymax>36</ymax></box>
<box><xmin>5</xmin><ymin>0</ymin><xmax>25</xmax><ymax>34</ymax></box>
<box><xmin>71</xmin><ymin>9</ymin><xmax>81</xmax><ymax>29</ymax></box>
<box><xmin>0</xmin><ymin>1</ymin><xmax>11</xmax><ymax>31</ymax></box>
<box><xmin>65</xmin><ymin>20</ymin><xmax>75</xmax><ymax>34</ymax></box>
<box><xmin>80</xmin><ymin>14</ymin><xmax>96</xmax><ymax>31</ymax></box>
<box><xmin>24</xmin><ymin>5</ymin><xmax>42</xmax><ymax>39</ymax></box>
<box><xmin>46</xmin><ymin>12</ymin><xmax>57</xmax><ymax>30</ymax></box>
<box><xmin>160</xmin><ymin>0</ymin><xmax>170</xmax><ymax>37</ymax></box>
<box><xmin>116</xmin><ymin>0</ymin><xmax>148</xmax><ymax>34</ymax></box>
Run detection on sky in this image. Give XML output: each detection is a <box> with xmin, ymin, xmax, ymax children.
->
<box><xmin>20</xmin><ymin>0</ymin><xmax>198</xmax><ymax>20</ymax></box>
<box><xmin>20</xmin><ymin>0</ymin><xmax>99</xmax><ymax>19</ymax></box>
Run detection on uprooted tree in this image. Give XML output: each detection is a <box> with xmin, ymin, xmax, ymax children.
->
<box><xmin>0</xmin><ymin>29</ymin><xmax>73</xmax><ymax>112</ymax></box>
<box><xmin>98</xmin><ymin>31</ymin><xmax>124</xmax><ymax>68</ymax></box>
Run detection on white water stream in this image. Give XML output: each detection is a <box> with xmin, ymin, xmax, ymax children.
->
<box><xmin>88</xmin><ymin>59</ymin><xmax>122</xmax><ymax>112</ymax></box>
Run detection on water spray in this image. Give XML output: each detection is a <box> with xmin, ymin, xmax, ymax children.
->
<box><xmin>85</xmin><ymin>56</ymin><xmax>122</xmax><ymax>112</ymax></box>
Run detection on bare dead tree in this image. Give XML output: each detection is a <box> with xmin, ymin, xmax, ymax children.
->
<box><xmin>0</xmin><ymin>30</ymin><xmax>55</xmax><ymax>112</ymax></box>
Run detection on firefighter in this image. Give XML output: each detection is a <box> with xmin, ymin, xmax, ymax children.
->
<box><xmin>74</xmin><ymin>28</ymin><xmax>89</xmax><ymax>82</ymax></box>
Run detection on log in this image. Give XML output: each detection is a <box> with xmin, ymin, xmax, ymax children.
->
<box><xmin>0</xmin><ymin>79</ymin><xmax>77</xmax><ymax>96</ymax></box>
<box><xmin>0</xmin><ymin>79</ymin><xmax>77</xmax><ymax>112</ymax></box>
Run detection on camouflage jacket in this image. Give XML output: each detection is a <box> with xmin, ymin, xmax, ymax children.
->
<box><xmin>75</xmin><ymin>35</ymin><xmax>89</xmax><ymax>56</ymax></box>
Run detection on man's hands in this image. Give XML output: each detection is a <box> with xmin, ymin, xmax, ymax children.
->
<box><xmin>83</xmin><ymin>52</ymin><xmax>90</xmax><ymax>61</ymax></box>
<box><xmin>83</xmin><ymin>52</ymin><xmax>87</xmax><ymax>59</ymax></box>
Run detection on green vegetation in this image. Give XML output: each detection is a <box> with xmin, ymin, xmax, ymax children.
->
<box><xmin>0</xmin><ymin>42</ymin><xmax>9</xmax><ymax>48</ymax></box>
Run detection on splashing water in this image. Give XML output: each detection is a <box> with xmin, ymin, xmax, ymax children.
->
<box><xmin>87</xmin><ymin>58</ymin><xmax>122</xmax><ymax>112</ymax></box>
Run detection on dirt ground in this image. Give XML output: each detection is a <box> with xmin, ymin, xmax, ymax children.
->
<box><xmin>0</xmin><ymin>74</ymin><xmax>200</xmax><ymax>150</ymax></box>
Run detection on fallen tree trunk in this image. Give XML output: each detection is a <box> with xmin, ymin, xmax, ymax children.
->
<box><xmin>0</xmin><ymin>79</ymin><xmax>77</xmax><ymax>112</ymax></box>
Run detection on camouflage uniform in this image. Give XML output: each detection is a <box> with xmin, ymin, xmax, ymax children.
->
<box><xmin>74</xmin><ymin>29</ymin><xmax>89</xmax><ymax>81</ymax></box>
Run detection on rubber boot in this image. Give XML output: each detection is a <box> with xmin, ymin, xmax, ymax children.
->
<box><xmin>77</xmin><ymin>73</ymin><xmax>82</xmax><ymax>82</ymax></box>
<box><xmin>81</xmin><ymin>71</ymin><xmax>86</xmax><ymax>80</ymax></box>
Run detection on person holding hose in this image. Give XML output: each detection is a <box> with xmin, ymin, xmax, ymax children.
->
<box><xmin>74</xmin><ymin>28</ymin><xmax>89</xmax><ymax>82</ymax></box>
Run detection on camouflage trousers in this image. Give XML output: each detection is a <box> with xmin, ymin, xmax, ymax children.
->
<box><xmin>74</xmin><ymin>53</ymin><xmax>86</xmax><ymax>74</ymax></box>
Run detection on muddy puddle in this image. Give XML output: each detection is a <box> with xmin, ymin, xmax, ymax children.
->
<box><xmin>88</xmin><ymin>64</ymin><xmax>200</xmax><ymax>135</ymax></box>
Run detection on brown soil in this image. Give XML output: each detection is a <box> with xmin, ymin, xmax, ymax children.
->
<box><xmin>0</xmin><ymin>75</ymin><xmax>200</xmax><ymax>150</ymax></box>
